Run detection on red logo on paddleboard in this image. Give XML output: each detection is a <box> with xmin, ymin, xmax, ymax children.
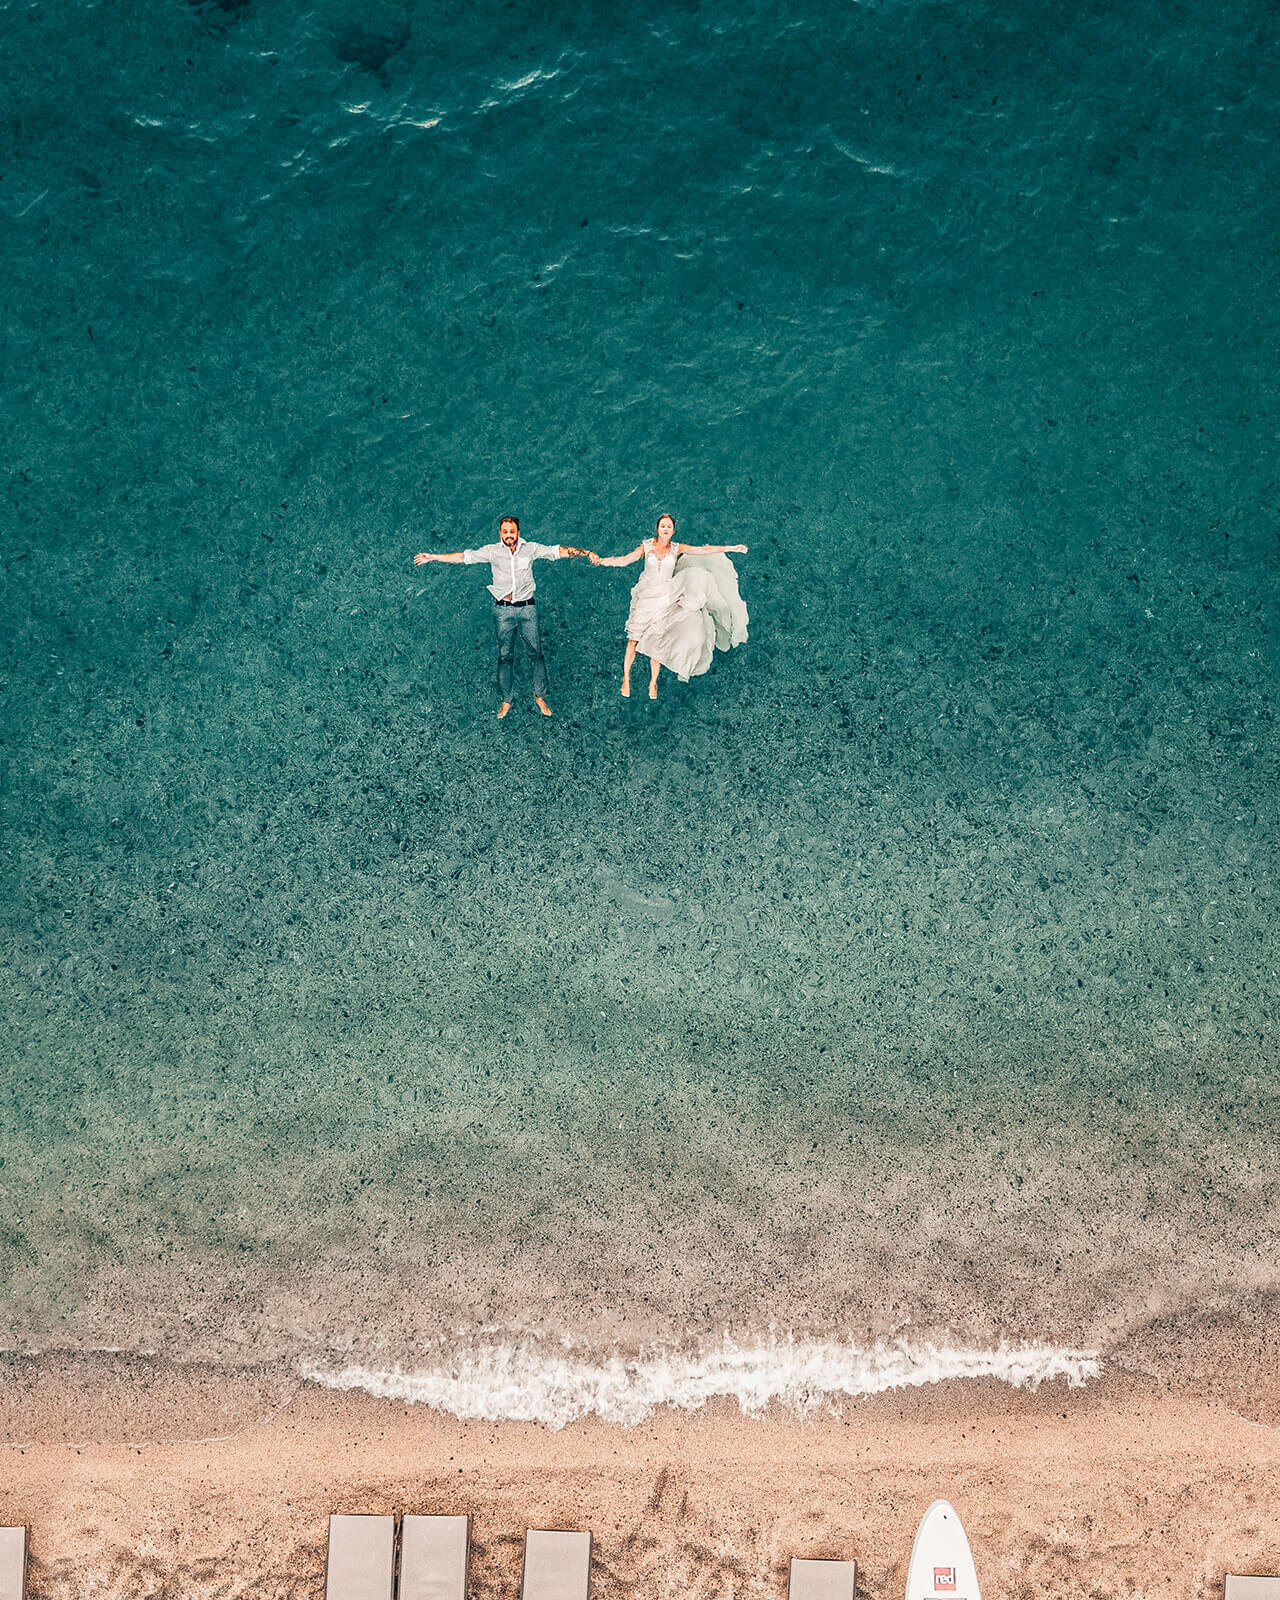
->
<box><xmin>933</xmin><ymin>1569</ymin><xmax>957</xmax><ymax>1592</ymax></box>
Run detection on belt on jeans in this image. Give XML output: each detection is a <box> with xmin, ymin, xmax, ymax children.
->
<box><xmin>495</xmin><ymin>597</ymin><xmax>535</xmax><ymax>607</ymax></box>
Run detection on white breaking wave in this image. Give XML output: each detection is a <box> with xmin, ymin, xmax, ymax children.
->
<box><xmin>302</xmin><ymin>1338</ymin><xmax>1100</xmax><ymax>1430</ymax></box>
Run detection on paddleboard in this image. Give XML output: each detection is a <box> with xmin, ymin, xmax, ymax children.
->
<box><xmin>904</xmin><ymin>1501</ymin><xmax>981</xmax><ymax>1600</ymax></box>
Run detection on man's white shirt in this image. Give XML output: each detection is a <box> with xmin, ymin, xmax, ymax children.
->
<box><xmin>463</xmin><ymin>538</ymin><xmax>562</xmax><ymax>601</ymax></box>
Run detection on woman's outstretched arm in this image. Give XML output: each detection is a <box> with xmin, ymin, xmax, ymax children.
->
<box><xmin>591</xmin><ymin>546</ymin><xmax>645</xmax><ymax>567</ymax></box>
<box><xmin>676</xmin><ymin>543</ymin><xmax>748</xmax><ymax>555</ymax></box>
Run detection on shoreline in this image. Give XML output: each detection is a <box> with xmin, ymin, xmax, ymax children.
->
<box><xmin>0</xmin><ymin>1337</ymin><xmax>1102</xmax><ymax>1443</ymax></box>
<box><xmin>4</xmin><ymin>1341</ymin><xmax>1280</xmax><ymax>1599</ymax></box>
<box><xmin>5</xmin><ymin>1291</ymin><xmax>1280</xmax><ymax>1445</ymax></box>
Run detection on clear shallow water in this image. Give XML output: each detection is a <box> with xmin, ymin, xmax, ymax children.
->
<box><xmin>2</xmin><ymin>0</ymin><xmax>1278</xmax><ymax>1423</ymax></box>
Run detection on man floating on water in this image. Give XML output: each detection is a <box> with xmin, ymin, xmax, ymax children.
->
<box><xmin>414</xmin><ymin>516</ymin><xmax>595</xmax><ymax>718</ymax></box>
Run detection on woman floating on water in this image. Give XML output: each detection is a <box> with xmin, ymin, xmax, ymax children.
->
<box><xmin>590</xmin><ymin>515</ymin><xmax>749</xmax><ymax>698</ymax></box>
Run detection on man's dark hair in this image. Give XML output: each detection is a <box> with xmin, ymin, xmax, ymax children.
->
<box><xmin>500</xmin><ymin>515</ymin><xmax>520</xmax><ymax>532</ymax></box>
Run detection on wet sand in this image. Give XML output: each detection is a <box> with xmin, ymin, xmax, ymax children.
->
<box><xmin>3</xmin><ymin>1334</ymin><xmax>1279</xmax><ymax>1600</ymax></box>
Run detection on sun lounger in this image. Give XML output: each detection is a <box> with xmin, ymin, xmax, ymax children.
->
<box><xmin>521</xmin><ymin>1529</ymin><xmax>592</xmax><ymax>1600</ymax></box>
<box><xmin>399</xmin><ymin>1514</ymin><xmax>470</xmax><ymax>1600</ymax></box>
<box><xmin>788</xmin><ymin>1557</ymin><xmax>857</xmax><ymax>1600</ymax></box>
<box><xmin>1225</xmin><ymin>1580</ymin><xmax>1280</xmax><ymax>1600</ymax></box>
<box><xmin>324</xmin><ymin>1514</ymin><xmax>396</xmax><ymax>1600</ymax></box>
<box><xmin>0</xmin><ymin>1529</ymin><xmax>27</xmax><ymax>1600</ymax></box>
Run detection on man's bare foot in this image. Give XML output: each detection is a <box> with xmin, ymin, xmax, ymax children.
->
<box><xmin>534</xmin><ymin>697</ymin><xmax>552</xmax><ymax>717</ymax></box>
<box><xmin>620</xmin><ymin>679</ymin><xmax>631</xmax><ymax>697</ymax></box>
<box><xmin>497</xmin><ymin>702</ymin><xmax>511</xmax><ymax>719</ymax></box>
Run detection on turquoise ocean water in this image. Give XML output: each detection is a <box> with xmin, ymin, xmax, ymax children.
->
<box><xmin>3</xmin><ymin>0</ymin><xmax>1278</xmax><ymax>1424</ymax></box>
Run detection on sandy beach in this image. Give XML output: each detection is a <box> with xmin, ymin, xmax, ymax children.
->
<box><xmin>4</xmin><ymin>1319</ymin><xmax>1279</xmax><ymax>1600</ymax></box>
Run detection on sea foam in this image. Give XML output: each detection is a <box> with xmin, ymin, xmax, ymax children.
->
<box><xmin>302</xmin><ymin>1338</ymin><xmax>1100</xmax><ymax>1429</ymax></box>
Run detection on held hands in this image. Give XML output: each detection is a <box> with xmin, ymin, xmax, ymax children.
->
<box><xmin>588</xmin><ymin>552</ymin><xmax>602</xmax><ymax>565</ymax></box>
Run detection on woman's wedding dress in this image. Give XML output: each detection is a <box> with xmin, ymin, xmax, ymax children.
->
<box><xmin>624</xmin><ymin>540</ymin><xmax>749</xmax><ymax>681</ymax></box>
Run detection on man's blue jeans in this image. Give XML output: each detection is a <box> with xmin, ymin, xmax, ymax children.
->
<box><xmin>494</xmin><ymin>602</ymin><xmax>547</xmax><ymax>702</ymax></box>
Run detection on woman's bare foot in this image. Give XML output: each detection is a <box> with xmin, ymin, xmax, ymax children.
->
<box><xmin>534</xmin><ymin>697</ymin><xmax>552</xmax><ymax>717</ymax></box>
<box><xmin>620</xmin><ymin>678</ymin><xmax>631</xmax><ymax>697</ymax></box>
<box><xmin>648</xmin><ymin>682</ymin><xmax>658</xmax><ymax>700</ymax></box>
<box><xmin>497</xmin><ymin>702</ymin><xmax>511</xmax><ymax>719</ymax></box>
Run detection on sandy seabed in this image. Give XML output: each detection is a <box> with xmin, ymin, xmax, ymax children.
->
<box><xmin>2</xmin><ymin>1338</ymin><xmax>1279</xmax><ymax>1600</ymax></box>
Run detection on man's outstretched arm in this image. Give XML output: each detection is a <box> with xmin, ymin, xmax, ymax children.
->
<box><xmin>413</xmin><ymin>550</ymin><xmax>467</xmax><ymax>565</ymax></box>
<box><xmin>557</xmin><ymin>545</ymin><xmax>596</xmax><ymax>558</ymax></box>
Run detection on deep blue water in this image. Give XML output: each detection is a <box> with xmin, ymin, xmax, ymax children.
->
<box><xmin>2</xmin><ymin>0</ymin><xmax>1278</xmax><ymax>1418</ymax></box>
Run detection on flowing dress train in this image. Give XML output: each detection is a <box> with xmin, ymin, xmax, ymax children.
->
<box><xmin>624</xmin><ymin>540</ymin><xmax>749</xmax><ymax>681</ymax></box>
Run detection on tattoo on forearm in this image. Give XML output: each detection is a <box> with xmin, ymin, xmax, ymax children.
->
<box><xmin>561</xmin><ymin>546</ymin><xmax>591</xmax><ymax>557</ymax></box>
